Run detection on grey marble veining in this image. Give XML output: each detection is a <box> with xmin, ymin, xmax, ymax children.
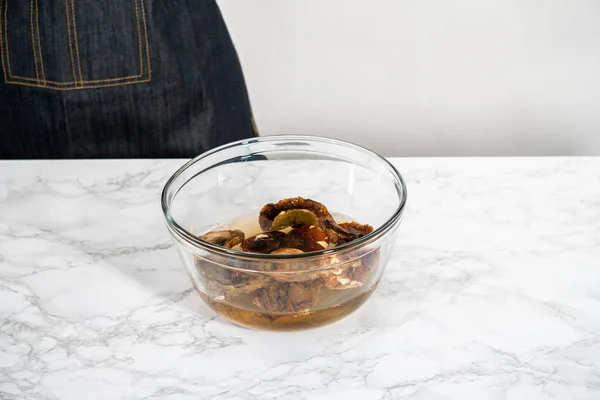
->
<box><xmin>0</xmin><ymin>158</ymin><xmax>599</xmax><ymax>400</ymax></box>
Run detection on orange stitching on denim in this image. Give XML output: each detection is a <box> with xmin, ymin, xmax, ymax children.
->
<box><xmin>64</xmin><ymin>0</ymin><xmax>77</xmax><ymax>82</ymax></box>
<box><xmin>5</xmin><ymin>77</ymin><xmax>150</xmax><ymax>90</ymax></box>
<box><xmin>134</xmin><ymin>0</ymin><xmax>142</xmax><ymax>74</ymax></box>
<box><xmin>3</xmin><ymin>0</ymin><xmax>13</xmax><ymax>76</ymax></box>
<box><xmin>0</xmin><ymin>0</ymin><xmax>7</xmax><ymax>82</ymax></box>
<box><xmin>35</xmin><ymin>0</ymin><xmax>45</xmax><ymax>84</ymax></box>
<box><xmin>30</xmin><ymin>0</ymin><xmax>39</xmax><ymax>80</ymax></box>
<box><xmin>140</xmin><ymin>0</ymin><xmax>151</xmax><ymax>78</ymax></box>
<box><xmin>12</xmin><ymin>74</ymin><xmax>143</xmax><ymax>84</ymax></box>
<box><xmin>3</xmin><ymin>0</ymin><xmax>151</xmax><ymax>90</ymax></box>
<box><xmin>70</xmin><ymin>0</ymin><xmax>83</xmax><ymax>84</ymax></box>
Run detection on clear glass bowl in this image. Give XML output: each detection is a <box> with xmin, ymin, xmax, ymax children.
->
<box><xmin>161</xmin><ymin>135</ymin><xmax>407</xmax><ymax>331</ymax></box>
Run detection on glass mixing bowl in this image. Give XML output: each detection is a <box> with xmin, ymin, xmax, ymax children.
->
<box><xmin>161</xmin><ymin>135</ymin><xmax>407</xmax><ymax>331</ymax></box>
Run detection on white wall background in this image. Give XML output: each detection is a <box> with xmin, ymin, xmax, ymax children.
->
<box><xmin>217</xmin><ymin>0</ymin><xmax>600</xmax><ymax>156</ymax></box>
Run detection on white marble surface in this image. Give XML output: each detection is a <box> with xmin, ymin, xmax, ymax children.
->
<box><xmin>1</xmin><ymin>157</ymin><xmax>599</xmax><ymax>400</ymax></box>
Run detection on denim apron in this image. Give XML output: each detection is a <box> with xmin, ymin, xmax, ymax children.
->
<box><xmin>0</xmin><ymin>0</ymin><xmax>257</xmax><ymax>158</ymax></box>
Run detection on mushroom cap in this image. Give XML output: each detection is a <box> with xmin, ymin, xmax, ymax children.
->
<box><xmin>259</xmin><ymin>197</ymin><xmax>332</xmax><ymax>231</ymax></box>
<box><xmin>270</xmin><ymin>248</ymin><xmax>305</xmax><ymax>255</ymax></box>
<box><xmin>242</xmin><ymin>231</ymin><xmax>286</xmax><ymax>254</ymax></box>
<box><xmin>271</xmin><ymin>209</ymin><xmax>319</xmax><ymax>231</ymax></box>
<box><xmin>199</xmin><ymin>229</ymin><xmax>245</xmax><ymax>249</ymax></box>
<box><xmin>282</xmin><ymin>225</ymin><xmax>329</xmax><ymax>252</ymax></box>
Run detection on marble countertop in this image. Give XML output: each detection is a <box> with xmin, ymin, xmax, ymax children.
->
<box><xmin>1</xmin><ymin>157</ymin><xmax>599</xmax><ymax>400</ymax></box>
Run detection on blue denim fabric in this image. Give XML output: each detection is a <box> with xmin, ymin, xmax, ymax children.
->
<box><xmin>0</xmin><ymin>0</ymin><xmax>257</xmax><ymax>158</ymax></box>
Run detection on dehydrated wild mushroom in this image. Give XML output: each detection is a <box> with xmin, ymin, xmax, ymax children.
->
<box><xmin>199</xmin><ymin>230</ymin><xmax>245</xmax><ymax>249</ymax></box>
<box><xmin>338</xmin><ymin>222</ymin><xmax>374</xmax><ymax>237</ymax></box>
<box><xmin>317</xmin><ymin>261</ymin><xmax>367</xmax><ymax>290</ymax></box>
<box><xmin>197</xmin><ymin>230</ymin><xmax>249</xmax><ymax>288</ymax></box>
<box><xmin>242</xmin><ymin>231</ymin><xmax>285</xmax><ymax>254</ymax></box>
<box><xmin>197</xmin><ymin>198</ymin><xmax>375</xmax><ymax>312</ymax></box>
<box><xmin>200</xmin><ymin>261</ymin><xmax>253</xmax><ymax>287</ymax></box>
<box><xmin>282</xmin><ymin>225</ymin><xmax>329</xmax><ymax>252</ymax></box>
<box><xmin>260</xmin><ymin>197</ymin><xmax>373</xmax><ymax>246</ymax></box>
<box><xmin>259</xmin><ymin>197</ymin><xmax>332</xmax><ymax>231</ymax></box>
<box><xmin>271</xmin><ymin>209</ymin><xmax>319</xmax><ymax>231</ymax></box>
<box><xmin>252</xmin><ymin>279</ymin><xmax>320</xmax><ymax>313</ymax></box>
<box><xmin>317</xmin><ymin>250</ymin><xmax>379</xmax><ymax>290</ymax></box>
<box><xmin>218</xmin><ymin>274</ymin><xmax>268</xmax><ymax>300</ymax></box>
<box><xmin>271</xmin><ymin>248</ymin><xmax>304</xmax><ymax>255</ymax></box>
<box><xmin>321</xmin><ymin>218</ymin><xmax>374</xmax><ymax>245</ymax></box>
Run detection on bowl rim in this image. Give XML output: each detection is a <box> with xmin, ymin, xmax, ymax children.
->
<box><xmin>161</xmin><ymin>135</ymin><xmax>407</xmax><ymax>260</ymax></box>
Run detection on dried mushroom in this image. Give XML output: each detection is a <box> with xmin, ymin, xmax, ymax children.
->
<box><xmin>259</xmin><ymin>197</ymin><xmax>332</xmax><ymax>231</ymax></box>
<box><xmin>318</xmin><ymin>266</ymin><xmax>364</xmax><ymax>290</ymax></box>
<box><xmin>321</xmin><ymin>218</ymin><xmax>374</xmax><ymax>245</ymax></box>
<box><xmin>200</xmin><ymin>198</ymin><xmax>372</xmax><ymax>254</ymax></box>
<box><xmin>199</xmin><ymin>229</ymin><xmax>245</xmax><ymax>248</ymax></box>
<box><xmin>242</xmin><ymin>231</ymin><xmax>285</xmax><ymax>254</ymax></box>
<box><xmin>219</xmin><ymin>275</ymin><xmax>268</xmax><ymax>300</ymax></box>
<box><xmin>317</xmin><ymin>260</ymin><xmax>368</xmax><ymax>290</ymax></box>
<box><xmin>252</xmin><ymin>279</ymin><xmax>320</xmax><ymax>313</ymax></box>
<box><xmin>317</xmin><ymin>250</ymin><xmax>380</xmax><ymax>290</ymax></box>
<box><xmin>196</xmin><ymin>230</ymin><xmax>250</xmax><ymax>287</ymax></box>
<box><xmin>338</xmin><ymin>222</ymin><xmax>374</xmax><ymax>237</ymax></box>
<box><xmin>196</xmin><ymin>197</ymin><xmax>377</xmax><ymax>324</ymax></box>
<box><xmin>271</xmin><ymin>248</ymin><xmax>304</xmax><ymax>255</ymax></box>
<box><xmin>271</xmin><ymin>209</ymin><xmax>319</xmax><ymax>231</ymax></box>
<box><xmin>282</xmin><ymin>225</ymin><xmax>329</xmax><ymax>252</ymax></box>
<box><xmin>200</xmin><ymin>262</ymin><xmax>254</xmax><ymax>287</ymax></box>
